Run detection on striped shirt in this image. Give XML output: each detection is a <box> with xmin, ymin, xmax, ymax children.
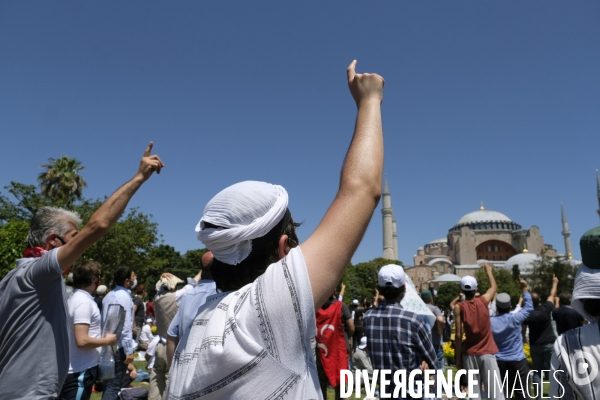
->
<box><xmin>364</xmin><ymin>302</ymin><xmax>437</xmax><ymax>372</ymax></box>
<box><xmin>551</xmin><ymin>321</ymin><xmax>600</xmax><ymax>399</ymax></box>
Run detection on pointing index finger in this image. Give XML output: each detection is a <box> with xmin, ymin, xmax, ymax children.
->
<box><xmin>347</xmin><ymin>60</ymin><xmax>357</xmax><ymax>83</ymax></box>
<box><xmin>144</xmin><ymin>141</ymin><xmax>154</xmax><ymax>157</ymax></box>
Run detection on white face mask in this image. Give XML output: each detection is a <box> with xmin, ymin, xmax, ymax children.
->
<box><xmin>130</xmin><ymin>279</ymin><xmax>138</xmax><ymax>289</ymax></box>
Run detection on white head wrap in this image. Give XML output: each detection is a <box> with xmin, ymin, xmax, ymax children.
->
<box><xmin>195</xmin><ymin>181</ymin><xmax>289</xmax><ymax>265</ymax></box>
<box><xmin>155</xmin><ymin>275</ymin><xmax>184</xmax><ymax>292</ymax></box>
<box><xmin>572</xmin><ymin>264</ymin><xmax>600</xmax><ymax>322</ymax></box>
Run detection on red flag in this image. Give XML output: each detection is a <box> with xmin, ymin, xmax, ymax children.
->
<box><xmin>316</xmin><ymin>300</ymin><xmax>348</xmax><ymax>387</ymax></box>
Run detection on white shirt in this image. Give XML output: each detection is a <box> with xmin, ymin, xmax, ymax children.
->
<box><xmin>140</xmin><ymin>324</ymin><xmax>154</xmax><ymax>343</ymax></box>
<box><xmin>68</xmin><ymin>289</ymin><xmax>102</xmax><ymax>373</ymax></box>
<box><xmin>146</xmin><ymin>336</ymin><xmax>163</xmax><ymax>369</ymax></box>
<box><xmin>102</xmin><ymin>286</ymin><xmax>136</xmax><ymax>355</ymax></box>
<box><xmin>166</xmin><ymin>247</ymin><xmax>320</xmax><ymax>400</ymax></box>
<box><xmin>551</xmin><ymin>322</ymin><xmax>600</xmax><ymax>399</ymax></box>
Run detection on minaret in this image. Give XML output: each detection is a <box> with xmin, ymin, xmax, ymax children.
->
<box><xmin>392</xmin><ymin>211</ymin><xmax>399</xmax><ymax>260</ymax></box>
<box><xmin>381</xmin><ymin>178</ymin><xmax>395</xmax><ymax>259</ymax></box>
<box><xmin>597</xmin><ymin>169</ymin><xmax>600</xmax><ymax>222</ymax></box>
<box><xmin>561</xmin><ymin>202</ymin><xmax>573</xmax><ymax>260</ymax></box>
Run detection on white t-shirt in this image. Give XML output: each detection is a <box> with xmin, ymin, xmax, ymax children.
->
<box><xmin>140</xmin><ymin>324</ymin><xmax>154</xmax><ymax>343</ymax></box>
<box><xmin>68</xmin><ymin>289</ymin><xmax>102</xmax><ymax>373</ymax></box>
<box><xmin>166</xmin><ymin>247</ymin><xmax>320</xmax><ymax>400</ymax></box>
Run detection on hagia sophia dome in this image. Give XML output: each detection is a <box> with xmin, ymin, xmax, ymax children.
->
<box><xmin>450</xmin><ymin>205</ymin><xmax>523</xmax><ymax>233</ymax></box>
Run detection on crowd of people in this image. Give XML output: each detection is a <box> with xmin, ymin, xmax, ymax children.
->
<box><xmin>0</xmin><ymin>61</ymin><xmax>598</xmax><ymax>400</ymax></box>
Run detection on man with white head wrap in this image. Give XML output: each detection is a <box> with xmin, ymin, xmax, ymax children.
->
<box><xmin>551</xmin><ymin>226</ymin><xmax>600</xmax><ymax>399</ymax></box>
<box><xmin>166</xmin><ymin>60</ymin><xmax>385</xmax><ymax>400</ymax></box>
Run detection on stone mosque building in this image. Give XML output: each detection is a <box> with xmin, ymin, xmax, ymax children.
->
<box><xmin>381</xmin><ymin>172</ymin><xmax>600</xmax><ymax>290</ymax></box>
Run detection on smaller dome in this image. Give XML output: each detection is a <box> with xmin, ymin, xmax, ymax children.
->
<box><xmin>427</xmin><ymin>238</ymin><xmax>447</xmax><ymax>245</ymax></box>
<box><xmin>503</xmin><ymin>253</ymin><xmax>540</xmax><ymax>274</ymax></box>
<box><xmin>427</xmin><ymin>258</ymin><xmax>453</xmax><ymax>266</ymax></box>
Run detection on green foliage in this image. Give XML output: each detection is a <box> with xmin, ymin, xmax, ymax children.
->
<box><xmin>529</xmin><ymin>251</ymin><xmax>578</xmax><ymax>299</ymax></box>
<box><xmin>475</xmin><ymin>268</ymin><xmax>522</xmax><ymax>307</ymax></box>
<box><xmin>341</xmin><ymin>258</ymin><xmax>402</xmax><ymax>304</ymax></box>
<box><xmin>74</xmin><ymin>200</ymin><xmax>161</xmax><ymax>287</ymax></box>
<box><xmin>38</xmin><ymin>156</ymin><xmax>87</xmax><ymax>207</ymax></box>
<box><xmin>0</xmin><ymin>220</ymin><xmax>30</xmax><ymax>278</ymax></box>
<box><xmin>435</xmin><ymin>283</ymin><xmax>461</xmax><ymax>312</ymax></box>
<box><xmin>0</xmin><ymin>182</ymin><xmax>53</xmax><ymax>222</ymax></box>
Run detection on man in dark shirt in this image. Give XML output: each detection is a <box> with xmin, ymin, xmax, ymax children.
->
<box><xmin>132</xmin><ymin>284</ymin><xmax>147</xmax><ymax>340</ymax></box>
<box><xmin>353</xmin><ymin>303</ymin><xmax>365</xmax><ymax>353</ymax></box>
<box><xmin>524</xmin><ymin>275</ymin><xmax>558</xmax><ymax>400</ymax></box>
<box><xmin>552</xmin><ymin>292</ymin><xmax>586</xmax><ymax>335</ymax></box>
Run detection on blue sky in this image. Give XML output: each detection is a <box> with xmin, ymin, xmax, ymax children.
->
<box><xmin>1</xmin><ymin>2</ymin><xmax>599</xmax><ymax>264</ymax></box>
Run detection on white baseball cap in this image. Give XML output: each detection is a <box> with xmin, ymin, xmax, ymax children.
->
<box><xmin>352</xmin><ymin>299</ymin><xmax>360</xmax><ymax>306</ymax></box>
<box><xmin>461</xmin><ymin>275</ymin><xmax>478</xmax><ymax>291</ymax></box>
<box><xmin>358</xmin><ymin>336</ymin><xmax>368</xmax><ymax>350</ymax></box>
<box><xmin>378</xmin><ymin>264</ymin><xmax>406</xmax><ymax>288</ymax></box>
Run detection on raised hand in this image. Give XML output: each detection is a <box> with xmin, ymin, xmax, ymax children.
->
<box><xmin>347</xmin><ymin>60</ymin><xmax>385</xmax><ymax>107</ymax></box>
<box><xmin>552</xmin><ymin>274</ymin><xmax>559</xmax><ymax>285</ymax></box>
<box><xmin>137</xmin><ymin>142</ymin><xmax>165</xmax><ymax>181</ymax></box>
<box><xmin>484</xmin><ymin>262</ymin><xmax>493</xmax><ymax>274</ymax></box>
<box><xmin>519</xmin><ymin>276</ymin><xmax>528</xmax><ymax>290</ymax></box>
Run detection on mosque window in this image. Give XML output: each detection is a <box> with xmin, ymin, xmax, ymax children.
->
<box><xmin>492</xmin><ymin>255</ymin><xmax>496</xmax><ymax>260</ymax></box>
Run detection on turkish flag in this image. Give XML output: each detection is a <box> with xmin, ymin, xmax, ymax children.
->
<box><xmin>316</xmin><ymin>300</ymin><xmax>348</xmax><ymax>387</ymax></box>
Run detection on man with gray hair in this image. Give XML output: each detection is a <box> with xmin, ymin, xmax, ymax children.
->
<box><xmin>0</xmin><ymin>143</ymin><xmax>163</xmax><ymax>400</ymax></box>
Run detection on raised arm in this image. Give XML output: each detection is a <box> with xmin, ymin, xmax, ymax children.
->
<box><xmin>547</xmin><ymin>275</ymin><xmax>559</xmax><ymax>304</ymax></box>
<box><xmin>449</xmin><ymin>293</ymin><xmax>463</xmax><ymax>309</ymax></box>
<box><xmin>453</xmin><ymin>304</ymin><xmax>463</xmax><ymax>370</ymax></box>
<box><xmin>301</xmin><ymin>60</ymin><xmax>384</xmax><ymax>309</ymax></box>
<box><xmin>57</xmin><ymin>143</ymin><xmax>163</xmax><ymax>270</ymax></box>
<box><xmin>482</xmin><ymin>263</ymin><xmax>498</xmax><ymax>303</ymax></box>
<box><xmin>514</xmin><ymin>277</ymin><xmax>533</xmax><ymax>325</ymax></box>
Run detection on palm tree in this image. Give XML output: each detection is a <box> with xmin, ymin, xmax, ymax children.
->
<box><xmin>38</xmin><ymin>156</ymin><xmax>87</xmax><ymax>207</ymax></box>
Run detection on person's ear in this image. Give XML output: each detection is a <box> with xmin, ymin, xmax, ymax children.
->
<box><xmin>45</xmin><ymin>233</ymin><xmax>60</xmax><ymax>250</ymax></box>
<box><xmin>277</xmin><ymin>234</ymin><xmax>290</xmax><ymax>260</ymax></box>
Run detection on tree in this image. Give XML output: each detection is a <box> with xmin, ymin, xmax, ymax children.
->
<box><xmin>0</xmin><ymin>182</ymin><xmax>52</xmax><ymax>222</ymax></box>
<box><xmin>74</xmin><ymin>201</ymin><xmax>160</xmax><ymax>287</ymax></box>
<box><xmin>529</xmin><ymin>251</ymin><xmax>578</xmax><ymax>299</ymax></box>
<box><xmin>0</xmin><ymin>220</ymin><xmax>30</xmax><ymax>279</ymax></box>
<box><xmin>475</xmin><ymin>268</ymin><xmax>522</xmax><ymax>307</ymax></box>
<box><xmin>435</xmin><ymin>283</ymin><xmax>461</xmax><ymax>312</ymax></box>
<box><xmin>38</xmin><ymin>156</ymin><xmax>87</xmax><ymax>207</ymax></box>
<box><xmin>341</xmin><ymin>258</ymin><xmax>402</xmax><ymax>305</ymax></box>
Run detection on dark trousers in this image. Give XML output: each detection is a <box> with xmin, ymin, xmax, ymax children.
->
<box><xmin>352</xmin><ymin>327</ymin><xmax>364</xmax><ymax>352</ymax></box>
<box><xmin>497</xmin><ymin>358</ymin><xmax>533</xmax><ymax>400</ymax></box>
<box><xmin>102</xmin><ymin>348</ymin><xmax>127</xmax><ymax>400</ymax></box>
<box><xmin>59</xmin><ymin>366</ymin><xmax>98</xmax><ymax>400</ymax></box>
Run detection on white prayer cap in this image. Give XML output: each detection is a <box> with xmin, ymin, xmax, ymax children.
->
<box><xmin>461</xmin><ymin>275</ymin><xmax>478</xmax><ymax>291</ymax></box>
<box><xmin>358</xmin><ymin>336</ymin><xmax>368</xmax><ymax>350</ymax></box>
<box><xmin>196</xmin><ymin>181</ymin><xmax>289</xmax><ymax>265</ymax></box>
<box><xmin>96</xmin><ymin>285</ymin><xmax>107</xmax><ymax>295</ymax></box>
<box><xmin>378</xmin><ymin>264</ymin><xmax>406</xmax><ymax>288</ymax></box>
<box><xmin>352</xmin><ymin>299</ymin><xmax>360</xmax><ymax>306</ymax></box>
<box><xmin>572</xmin><ymin>264</ymin><xmax>600</xmax><ymax>322</ymax></box>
